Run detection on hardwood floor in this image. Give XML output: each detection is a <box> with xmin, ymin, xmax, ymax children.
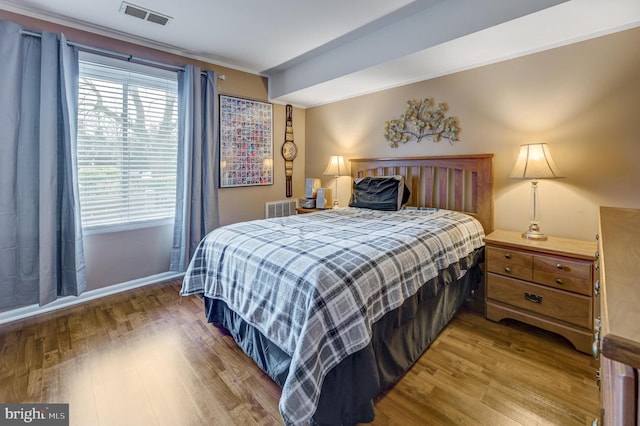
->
<box><xmin>0</xmin><ymin>280</ymin><xmax>599</xmax><ymax>425</ymax></box>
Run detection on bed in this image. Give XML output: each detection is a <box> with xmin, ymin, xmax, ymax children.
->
<box><xmin>181</xmin><ymin>155</ymin><xmax>494</xmax><ymax>425</ymax></box>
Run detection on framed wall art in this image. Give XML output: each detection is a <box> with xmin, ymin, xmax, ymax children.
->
<box><xmin>219</xmin><ymin>95</ymin><xmax>273</xmax><ymax>187</ymax></box>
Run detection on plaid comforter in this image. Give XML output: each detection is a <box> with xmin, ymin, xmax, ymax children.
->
<box><xmin>181</xmin><ymin>207</ymin><xmax>485</xmax><ymax>425</ymax></box>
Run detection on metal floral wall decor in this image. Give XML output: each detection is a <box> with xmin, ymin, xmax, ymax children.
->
<box><xmin>384</xmin><ymin>98</ymin><xmax>460</xmax><ymax>147</ymax></box>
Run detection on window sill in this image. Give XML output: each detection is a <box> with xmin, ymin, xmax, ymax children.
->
<box><xmin>82</xmin><ymin>218</ymin><xmax>174</xmax><ymax>235</ymax></box>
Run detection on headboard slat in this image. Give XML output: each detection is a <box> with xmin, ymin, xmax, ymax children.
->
<box><xmin>454</xmin><ymin>169</ymin><xmax>463</xmax><ymax>211</ymax></box>
<box><xmin>471</xmin><ymin>171</ymin><xmax>479</xmax><ymax>214</ymax></box>
<box><xmin>423</xmin><ymin>166</ymin><xmax>433</xmax><ymax>207</ymax></box>
<box><xmin>438</xmin><ymin>167</ymin><xmax>448</xmax><ymax>210</ymax></box>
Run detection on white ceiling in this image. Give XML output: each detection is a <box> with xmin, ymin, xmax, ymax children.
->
<box><xmin>1</xmin><ymin>0</ymin><xmax>640</xmax><ymax>108</ymax></box>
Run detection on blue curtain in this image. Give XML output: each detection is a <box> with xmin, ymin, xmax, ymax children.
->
<box><xmin>0</xmin><ymin>21</ymin><xmax>86</xmax><ymax>308</ymax></box>
<box><xmin>170</xmin><ymin>66</ymin><xmax>220</xmax><ymax>272</ymax></box>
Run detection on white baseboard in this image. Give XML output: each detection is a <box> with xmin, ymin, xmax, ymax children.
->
<box><xmin>0</xmin><ymin>272</ymin><xmax>184</xmax><ymax>325</ymax></box>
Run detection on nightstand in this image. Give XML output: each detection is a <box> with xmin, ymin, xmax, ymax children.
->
<box><xmin>484</xmin><ymin>229</ymin><xmax>598</xmax><ymax>353</ymax></box>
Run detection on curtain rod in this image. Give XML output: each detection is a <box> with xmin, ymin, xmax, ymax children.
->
<box><xmin>20</xmin><ymin>29</ymin><xmax>226</xmax><ymax>79</ymax></box>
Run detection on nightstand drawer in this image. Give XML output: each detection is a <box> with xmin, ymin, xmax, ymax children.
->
<box><xmin>486</xmin><ymin>247</ymin><xmax>532</xmax><ymax>281</ymax></box>
<box><xmin>487</xmin><ymin>274</ymin><xmax>591</xmax><ymax>329</ymax></box>
<box><xmin>533</xmin><ymin>254</ymin><xmax>592</xmax><ymax>280</ymax></box>
<box><xmin>532</xmin><ymin>270</ymin><xmax>591</xmax><ymax>296</ymax></box>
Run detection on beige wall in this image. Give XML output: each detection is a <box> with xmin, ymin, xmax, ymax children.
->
<box><xmin>305</xmin><ymin>26</ymin><xmax>640</xmax><ymax>242</ymax></box>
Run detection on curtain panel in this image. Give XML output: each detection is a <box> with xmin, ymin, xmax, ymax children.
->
<box><xmin>0</xmin><ymin>21</ymin><xmax>86</xmax><ymax>308</ymax></box>
<box><xmin>170</xmin><ymin>66</ymin><xmax>220</xmax><ymax>272</ymax></box>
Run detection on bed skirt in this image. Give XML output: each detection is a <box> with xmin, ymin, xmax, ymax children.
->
<box><xmin>203</xmin><ymin>248</ymin><xmax>483</xmax><ymax>425</ymax></box>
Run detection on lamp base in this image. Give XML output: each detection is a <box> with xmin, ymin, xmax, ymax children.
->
<box><xmin>522</xmin><ymin>223</ymin><xmax>547</xmax><ymax>241</ymax></box>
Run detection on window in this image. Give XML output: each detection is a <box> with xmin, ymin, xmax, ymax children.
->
<box><xmin>77</xmin><ymin>54</ymin><xmax>179</xmax><ymax>230</ymax></box>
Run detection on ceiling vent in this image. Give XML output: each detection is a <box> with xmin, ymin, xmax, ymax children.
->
<box><xmin>120</xmin><ymin>2</ymin><xmax>172</xmax><ymax>26</ymax></box>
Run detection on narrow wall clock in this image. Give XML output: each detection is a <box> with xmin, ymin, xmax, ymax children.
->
<box><xmin>281</xmin><ymin>104</ymin><xmax>298</xmax><ymax>197</ymax></box>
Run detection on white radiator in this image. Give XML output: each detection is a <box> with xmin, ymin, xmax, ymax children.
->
<box><xmin>265</xmin><ymin>199</ymin><xmax>297</xmax><ymax>219</ymax></box>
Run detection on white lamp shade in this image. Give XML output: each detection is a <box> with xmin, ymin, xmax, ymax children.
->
<box><xmin>509</xmin><ymin>143</ymin><xmax>563</xmax><ymax>180</ymax></box>
<box><xmin>323</xmin><ymin>155</ymin><xmax>348</xmax><ymax>176</ymax></box>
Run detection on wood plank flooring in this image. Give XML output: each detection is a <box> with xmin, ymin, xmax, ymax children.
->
<box><xmin>0</xmin><ymin>280</ymin><xmax>600</xmax><ymax>425</ymax></box>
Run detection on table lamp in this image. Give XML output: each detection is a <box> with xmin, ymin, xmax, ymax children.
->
<box><xmin>509</xmin><ymin>143</ymin><xmax>563</xmax><ymax>240</ymax></box>
<box><xmin>322</xmin><ymin>155</ymin><xmax>348</xmax><ymax>207</ymax></box>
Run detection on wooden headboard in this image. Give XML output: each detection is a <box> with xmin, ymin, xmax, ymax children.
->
<box><xmin>350</xmin><ymin>155</ymin><xmax>494</xmax><ymax>234</ymax></box>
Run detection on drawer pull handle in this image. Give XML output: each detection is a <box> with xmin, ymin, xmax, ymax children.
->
<box><xmin>504</xmin><ymin>266</ymin><xmax>512</xmax><ymax>273</ymax></box>
<box><xmin>555</xmin><ymin>263</ymin><xmax>564</xmax><ymax>270</ymax></box>
<box><xmin>555</xmin><ymin>278</ymin><xmax>564</xmax><ymax>285</ymax></box>
<box><xmin>594</xmin><ymin>279</ymin><xmax>600</xmax><ymax>297</ymax></box>
<box><xmin>594</xmin><ymin>251</ymin><xmax>599</xmax><ymax>259</ymax></box>
<box><xmin>504</xmin><ymin>253</ymin><xmax>512</xmax><ymax>259</ymax></box>
<box><xmin>592</xmin><ymin>316</ymin><xmax>602</xmax><ymax>359</ymax></box>
<box><xmin>594</xmin><ymin>262</ymin><xmax>599</xmax><ymax>271</ymax></box>
<box><xmin>592</xmin><ymin>332</ymin><xmax>600</xmax><ymax>359</ymax></box>
<box><xmin>524</xmin><ymin>292</ymin><xmax>543</xmax><ymax>304</ymax></box>
<box><xmin>595</xmin><ymin>369</ymin><xmax>601</xmax><ymax>388</ymax></box>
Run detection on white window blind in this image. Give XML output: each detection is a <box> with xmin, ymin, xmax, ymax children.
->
<box><xmin>77</xmin><ymin>56</ymin><xmax>179</xmax><ymax>229</ymax></box>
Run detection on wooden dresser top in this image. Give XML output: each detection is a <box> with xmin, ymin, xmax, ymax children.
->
<box><xmin>599</xmin><ymin>206</ymin><xmax>640</xmax><ymax>368</ymax></box>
